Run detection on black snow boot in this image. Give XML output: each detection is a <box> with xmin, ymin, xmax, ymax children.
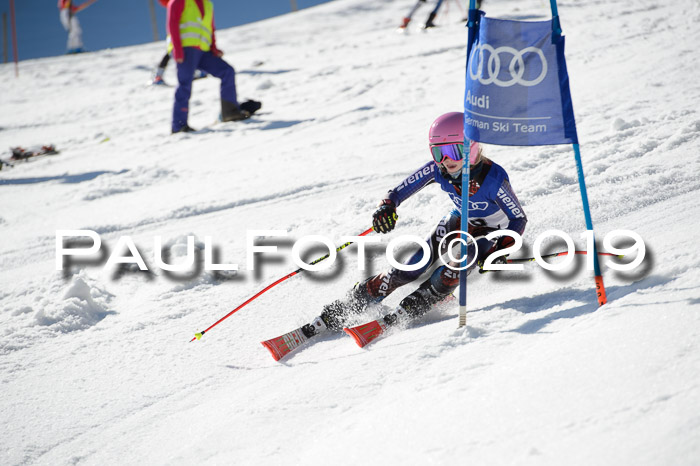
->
<box><xmin>424</xmin><ymin>12</ymin><xmax>437</xmax><ymax>28</ymax></box>
<box><xmin>239</xmin><ymin>99</ymin><xmax>262</xmax><ymax>115</ymax></box>
<box><xmin>172</xmin><ymin>124</ymin><xmax>196</xmax><ymax>134</ymax></box>
<box><xmin>221</xmin><ymin>100</ymin><xmax>251</xmax><ymax>122</ymax></box>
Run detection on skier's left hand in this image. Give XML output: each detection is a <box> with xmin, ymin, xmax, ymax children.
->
<box><xmin>478</xmin><ymin>235</ymin><xmax>514</xmax><ymax>274</ymax></box>
<box><xmin>478</xmin><ymin>254</ymin><xmax>508</xmax><ymax>274</ymax></box>
<box><xmin>469</xmin><ymin>225</ymin><xmax>497</xmax><ymax>240</ymax></box>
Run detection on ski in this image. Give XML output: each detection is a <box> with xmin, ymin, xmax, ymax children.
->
<box><xmin>263</xmin><ymin>292</ymin><xmax>455</xmax><ymax>359</ymax></box>
<box><xmin>261</xmin><ymin>316</ymin><xmax>324</xmax><ymax>361</ymax></box>
<box><xmin>344</xmin><ymin>317</ymin><xmax>391</xmax><ymax>348</ymax></box>
<box><xmin>10</xmin><ymin>144</ymin><xmax>59</xmax><ymax>160</ymax></box>
<box><xmin>344</xmin><ymin>294</ymin><xmax>456</xmax><ymax>348</ymax></box>
<box><xmin>1</xmin><ymin>145</ymin><xmax>59</xmax><ymax>169</ymax></box>
<box><xmin>261</xmin><ymin>326</ymin><xmax>311</xmax><ymax>361</ymax></box>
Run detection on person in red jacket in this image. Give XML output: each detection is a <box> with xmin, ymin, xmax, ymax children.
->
<box><xmin>168</xmin><ymin>0</ymin><xmax>260</xmax><ymax>133</ymax></box>
<box><xmin>151</xmin><ymin>0</ymin><xmax>206</xmax><ymax>86</ymax></box>
<box><xmin>57</xmin><ymin>0</ymin><xmax>97</xmax><ymax>54</ymax></box>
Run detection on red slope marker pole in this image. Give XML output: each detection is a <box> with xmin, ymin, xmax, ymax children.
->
<box><xmin>190</xmin><ymin>227</ymin><xmax>374</xmax><ymax>342</ymax></box>
<box><xmin>9</xmin><ymin>0</ymin><xmax>18</xmax><ymax>77</ymax></box>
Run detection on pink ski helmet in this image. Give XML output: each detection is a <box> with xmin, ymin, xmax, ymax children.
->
<box><xmin>428</xmin><ymin>112</ymin><xmax>481</xmax><ymax>165</ymax></box>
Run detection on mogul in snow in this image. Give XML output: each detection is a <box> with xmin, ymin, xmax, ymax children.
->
<box><xmin>263</xmin><ymin>112</ymin><xmax>527</xmax><ymax>360</ymax></box>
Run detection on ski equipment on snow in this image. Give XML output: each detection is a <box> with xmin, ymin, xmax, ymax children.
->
<box><xmin>261</xmin><ymin>327</ymin><xmax>311</xmax><ymax>361</ymax></box>
<box><xmin>261</xmin><ymin>316</ymin><xmax>327</xmax><ymax>361</ymax></box>
<box><xmin>10</xmin><ymin>145</ymin><xmax>59</xmax><ymax>160</ymax></box>
<box><xmin>2</xmin><ymin>145</ymin><xmax>59</xmax><ymax>168</ymax></box>
<box><xmin>344</xmin><ymin>318</ymin><xmax>390</xmax><ymax>348</ymax></box>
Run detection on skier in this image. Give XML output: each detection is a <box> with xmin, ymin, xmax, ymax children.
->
<box><xmin>57</xmin><ymin>0</ymin><xmax>97</xmax><ymax>54</ymax></box>
<box><xmin>167</xmin><ymin>0</ymin><xmax>260</xmax><ymax>133</ymax></box>
<box><xmin>399</xmin><ymin>0</ymin><xmax>483</xmax><ymax>30</ymax></box>
<box><xmin>399</xmin><ymin>0</ymin><xmax>444</xmax><ymax>30</ymax></box>
<box><xmin>263</xmin><ymin>112</ymin><xmax>527</xmax><ymax>359</ymax></box>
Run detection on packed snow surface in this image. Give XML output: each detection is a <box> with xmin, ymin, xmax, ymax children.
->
<box><xmin>1</xmin><ymin>0</ymin><xmax>700</xmax><ymax>464</ymax></box>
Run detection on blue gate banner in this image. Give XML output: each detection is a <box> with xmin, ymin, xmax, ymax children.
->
<box><xmin>464</xmin><ymin>13</ymin><xmax>578</xmax><ymax>146</ymax></box>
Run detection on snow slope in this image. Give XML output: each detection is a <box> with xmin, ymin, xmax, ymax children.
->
<box><xmin>1</xmin><ymin>0</ymin><xmax>699</xmax><ymax>464</ymax></box>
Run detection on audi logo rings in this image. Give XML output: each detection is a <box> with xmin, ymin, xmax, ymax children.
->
<box><xmin>469</xmin><ymin>44</ymin><xmax>548</xmax><ymax>87</ymax></box>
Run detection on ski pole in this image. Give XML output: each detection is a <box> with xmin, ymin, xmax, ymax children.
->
<box><xmin>74</xmin><ymin>0</ymin><xmax>100</xmax><ymax>14</ymax></box>
<box><xmin>507</xmin><ymin>250</ymin><xmax>622</xmax><ymax>264</ymax></box>
<box><xmin>190</xmin><ymin>227</ymin><xmax>375</xmax><ymax>342</ymax></box>
<box><xmin>478</xmin><ymin>250</ymin><xmax>623</xmax><ymax>273</ymax></box>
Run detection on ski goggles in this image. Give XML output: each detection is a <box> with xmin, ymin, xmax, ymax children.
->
<box><xmin>430</xmin><ymin>143</ymin><xmax>465</xmax><ymax>164</ymax></box>
<box><xmin>430</xmin><ymin>141</ymin><xmax>480</xmax><ymax>165</ymax></box>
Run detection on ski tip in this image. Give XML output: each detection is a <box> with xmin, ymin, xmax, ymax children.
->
<box><xmin>343</xmin><ymin>320</ymin><xmax>384</xmax><ymax>348</ymax></box>
<box><xmin>344</xmin><ymin>327</ymin><xmax>368</xmax><ymax>347</ymax></box>
<box><xmin>261</xmin><ymin>328</ymin><xmax>310</xmax><ymax>362</ymax></box>
<box><xmin>261</xmin><ymin>340</ymin><xmax>283</xmax><ymax>361</ymax></box>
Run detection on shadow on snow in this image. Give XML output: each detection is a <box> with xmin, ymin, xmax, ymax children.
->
<box><xmin>0</xmin><ymin>169</ymin><xmax>128</xmax><ymax>185</ymax></box>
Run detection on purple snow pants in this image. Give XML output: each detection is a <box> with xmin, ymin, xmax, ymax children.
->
<box><xmin>172</xmin><ymin>47</ymin><xmax>239</xmax><ymax>132</ymax></box>
<box><xmin>366</xmin><ymin>211</ymin><xmax>496</xmax><ymax>299</ymax></box>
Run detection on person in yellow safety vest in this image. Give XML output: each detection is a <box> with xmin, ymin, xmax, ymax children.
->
<box><xmin>167</xmin><ymin>0</ymin><xmax>261</xmax><ymax>133</ymax></box>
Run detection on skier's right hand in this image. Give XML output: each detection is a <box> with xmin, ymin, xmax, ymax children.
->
<box><xmin>372</xmin><ymin>199</ymin><xmax>398</xmax><ymax>234</ymax></box>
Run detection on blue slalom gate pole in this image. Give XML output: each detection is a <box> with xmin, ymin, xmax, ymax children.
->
<box><xmin>573</xmin><ymin>144</ymin><xmax>608</xmax><ymax>305</ymax></box>
<box><xmin>549</xmin><ymin>0</ymin><xmax>562</xmax><ymax>37</ymax></box>
<box><xmin>552</xmin><ymin>0</ymin><xmax>607</xmax><ymax>306</ymax></box>
<box><xmin>459</xmin><ymin>0</ymin><xmax>479</xmax><ymax>327</ymax></box>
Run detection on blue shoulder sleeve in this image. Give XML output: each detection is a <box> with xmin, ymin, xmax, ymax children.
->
<box><xmin>494</xmin><ymin>178</ymin><xmax>528</xmax><ymax>235</ymax></box>
<box><xmin>386</xmin><ymin>162</ymin><xmax>437</xmax><ymax>207</ymax></box>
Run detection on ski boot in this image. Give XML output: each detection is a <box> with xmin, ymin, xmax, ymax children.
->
<box><xmin>424</xmin><ymin>12</ymin><xmax>437</xmax><ymax>29</ymax></box>
<box><xmin>221</xmin><ymin>100</ymin><xmax>252</xmax><ymax>122</ymax></box>
<box><xmin>318</xmin><ymin>279</ymin><xmax>379</xmax><ymax>331</ymax></box>
<box><xmin>172</xmin><ymin>124</ymin><xmax>196</xmax><ymax>134</ymax></box>
<box><xmin>152</xmin><ymin>75</ymin><xmax>167</xmax><ymax>86</ymax></box>
<box><xmin>387</xmin><ymin>280</ymin><xmax>451</xmax><ymax>324</ymax></box>
<box><xmin>151</xmin><ymin>67</ymin><xmax>167</xmax><ymax>86</ymax></box>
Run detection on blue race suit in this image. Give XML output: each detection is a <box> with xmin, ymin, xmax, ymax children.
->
<box><xmin>366</xmin><ymin>157</ymin><xmax>527</xmax><ymax>299</ymax></box>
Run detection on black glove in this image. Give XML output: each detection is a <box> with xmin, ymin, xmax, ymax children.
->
<box><xmin>372</xmin><ymin>199</ymin><xmax>398</xmax><ymax>234</ymax></box>
<box><xmin>478</xmin><ymin>254</ymin><xmax>508</xmax><ymax>274</ymax></box>
<box><xmin>468</xmin><ymin>224</ymin><xmax>497</xmax><ymax>240</ymax></box>
<box><xmin>478</xmin><ymin>234</ymin><xmax>515</xmax><ymax>274</ymax></box>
